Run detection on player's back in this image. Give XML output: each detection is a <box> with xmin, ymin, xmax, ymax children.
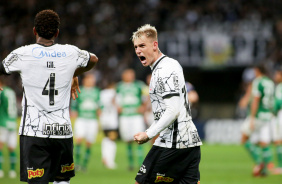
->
<box><xmin>252</xmin><ymin>76</ymin><xmax>274</xmax><ymax>120</ymax></box>
<box><xmin>2</xmin><ymin>43</ymin><xmax>90</xmax><ymax>138</ymax></box>
<box><xmin>18</xmin><ymin>44</ymin><xmax>85</xmax><ymax>111</ymax></box>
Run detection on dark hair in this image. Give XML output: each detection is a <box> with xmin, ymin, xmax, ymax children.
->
<box><xmin>254</xmin><ymin>63</ymin><xmax>267</xmax><ymax>75</ymax></box>
<box><xmin>34</xmin><ymin>10</ymin><xmax>60</xmax><ymax>39</ymax></box>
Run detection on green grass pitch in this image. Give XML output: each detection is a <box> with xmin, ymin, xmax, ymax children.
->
<box><xmin>0</xmin><ymin>139</ymin><xmax>281</xmax><ymax>184</ymax></box>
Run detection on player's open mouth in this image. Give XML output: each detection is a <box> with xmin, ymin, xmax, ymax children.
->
<box><xmin>139</xmin><ymin>56</ymin><xmax>146</xmax><ymax>61</ymax></box>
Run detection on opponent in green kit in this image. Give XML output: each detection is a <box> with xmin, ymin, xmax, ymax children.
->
<box><xmin>0</xmin><ymin>76</ymin><xmax>18</xmax><ymax>178</ymax></box>
<box><xmin>272</xmin><ymin>68</ymin><xmax>282</xmax><ymax>172</ymax></box>
<box><xmin>241</xmin><ymin>64</ymin><xmax>275</xmax><ymax>176</ymax></box>
<box><xmin>116</xmin><ymin>69</ymin><xmax>146</xmax><ymax>170</ymax></box>
<box><xmin>71</xmin><ymin>73</ymin><xmax>100</xmax><ymax>171</ymax></box>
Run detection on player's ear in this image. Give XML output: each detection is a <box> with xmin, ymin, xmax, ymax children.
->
<box><xmin>153</xmin><ymin>41</ymin><xmax>158</xmax><ymax>51</ymax></box>
<box><xmin>33</xmin><ymin>27</ymin><xmax>37</xmax><ymax>36</ymax></box>
<box><xmin>54</xmin><ymin>29</ymin><xmax>59</xmax><ymax>38</ymax></box>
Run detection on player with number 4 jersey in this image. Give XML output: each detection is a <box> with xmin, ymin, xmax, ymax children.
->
<box><xmin>0</xmin><ymin>10</ymin><xmax>98</xmax><ymax>184</ymax></box>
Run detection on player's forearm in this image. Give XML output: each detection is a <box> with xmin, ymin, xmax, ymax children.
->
<box><xmin>146</xmin><ymin>96</ymin><xmax>179</xmax><ymax>139</ymax></box>
<box><xmin>73</xmin><ymin>53</ymin><xmax>98</xmax><ymax>77</ymax></box>
<box><xmin>250</xmin><ymin>96</ymin><xmax>260</xmax><ymax>118</ymax></box>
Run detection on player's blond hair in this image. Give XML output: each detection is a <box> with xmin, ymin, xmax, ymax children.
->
<box><xmin>131</xmin><ymin>24</ymin><xmax>158</xmax><ymax>42</ymax></box>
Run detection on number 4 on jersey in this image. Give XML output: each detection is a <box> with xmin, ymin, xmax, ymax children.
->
<box><xmin>42</xmin><ymin>73</ymin><xmax>58</xmax><ymax>106</ymax></box>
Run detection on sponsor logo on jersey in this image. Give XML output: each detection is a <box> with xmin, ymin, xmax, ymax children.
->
<box><xmin>139</xmin><ymin>165</ymin><xmax>147</xmax><ymax>174</ymax></box>
<box><xmin>27</xmin><ymin>168</ymin><xmax>44</xmax><ymax>179</ymax></box>
<box><xmin>32</xmin><ymin>47</ymin><xmax>67</xmax><ymax>59</ymax></box>
<box><xmin>61</xmin><ymin>163</ymin><xmax>74</xmax><ymax>173</ymax></box>
<box><xmin>155</xmin><ymin>175</ymin><xmax>174</xmax><ymax>183</ymax></box>
<box><xmin>157</xmin><ymin>77</ymin><xmax>165</xmax><ymax>93</ymax></box>
<box><xmin>191</xmin><ymin>130</ymin><xmax>201</xmax><ymax>144</ymax></box>
<box><xmin>43</xmin><ymin>123</ymin><xmax>71</xmax><ymax>136</ymax></box>
<box><xmin>5</xmin><ymin>53</ymin><xmax>19</xmax><ymax>66</ymax></box>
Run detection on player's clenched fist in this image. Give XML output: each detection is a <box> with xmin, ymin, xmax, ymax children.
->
<box><xmin>134</xmin><ymin>132</ymin><xmax>149</xmax><ymax>144</ymax></box>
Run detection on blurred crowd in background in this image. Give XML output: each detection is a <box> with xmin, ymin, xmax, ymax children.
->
<box><xmin>1</xmin><ymin>0</ymin><xmax>282</xmax><ymax>119</ymax></box>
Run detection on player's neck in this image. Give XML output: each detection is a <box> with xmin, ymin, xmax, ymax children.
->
<box><xmin>36</xmin><ymin>37</ymin><xmax>55</xmax><ymax>46</ymax></box>
<box><xmin>152</xmin><ymin>51</ymin><xmax>164</xmax><ymax>65</ymax></box>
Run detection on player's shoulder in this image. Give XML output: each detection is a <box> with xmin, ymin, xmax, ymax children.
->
<box><xmin>54</xmin><ymin>44</ymin><xmax>79</xmax><ymax>51</ymax></box>
<box><xmin>94</xmin><ymin>86</ymin><xmax>101</xmax><ymax>92</ymax></box>
<box><xmin>1</xmin><ymin>87</ymin><xmax>15</xmax><ymax>96</ymax></box>
<box><xmin>159</xmin><ymin>55</ymin><xmax>182</xmax><ymax>73</ymax></box>
<box><xmin>10</xmin><ymin>44</ymin><xmax>35</xmax><ymax>54</ymax></box>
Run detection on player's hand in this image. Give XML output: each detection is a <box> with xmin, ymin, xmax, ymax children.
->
<box><xmin>134</xmin><ymin>132</ymin><xmax>149</xmax><ymax>144</ymax></box>
<box><xmin>71</xmin><ymin>77</ymin><xmax>80</xmax><ymax>100</ymax></box>
<box><xmin>0</xmin><ymin>87</ymin><xmax>3</xmax><ymax>91</ymax></box>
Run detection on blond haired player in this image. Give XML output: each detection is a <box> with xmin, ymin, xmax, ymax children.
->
<box><xmin>132</xmin><ymin>24</ymin><xmax>202</xmax><ymax>184</ymax></box>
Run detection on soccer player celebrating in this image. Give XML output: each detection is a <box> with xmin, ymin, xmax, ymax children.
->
<box><xmin>0</xmin><ymin>10</ymin><xmax>98</xmax><ymax>184</ymax></box>
<box><xmin>116</xmin><ymin>69</ymin><xmax>147</xmax><ymax>171</ymax></box>
<box><xmin>71</xmin><ymin>73</ymin><xmax>100</xmax><ymax>172</ymax></box>
<box><xmin>241</xmin><ymin>64</ymin><xmax>275</xmax><ymax>176</ymax></box>
<box><xmin>132</xmin><ymin>24</ymin><xmax>202</xmax><ymax>184</ymax></box>
<box><xmin>0</xmin><ymin>76</ymin><xmax>18</xmax><ymax>178</ymax></box>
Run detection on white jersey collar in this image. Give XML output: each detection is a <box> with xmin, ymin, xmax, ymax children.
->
<box><xmin>150</xmin><ymin>54</ymin><xmax>166</xmax><ymax>71</ymax></box>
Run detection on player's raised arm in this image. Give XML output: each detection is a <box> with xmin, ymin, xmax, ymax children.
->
<box><xmin>73</xmin><ymin>53</ymin><xmax>98</xmax><ymax>77</ymax></box>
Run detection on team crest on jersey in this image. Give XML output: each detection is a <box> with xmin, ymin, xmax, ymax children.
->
<box><xmin>27</xmin><ymin>168</ymin><xmax>44</xmax><ymax>179</ymax></box>
<box><xmin>157</xmin><ymin>77</ymin><xmax>165</xmax><ymax>93</ymax></box>
<box><xmin>155</xmin><ymin>173</ymin><xmax>174</xmax><ymax>183</ymax></box>
<box><xmin>173</xmin><ymin>75</ymin><xmax>179</xmax><ymax>90</ymax></box>
<box><xmin>5</xmin><ymin>53</ymin><xmax>19</xmax><ymax>66</ymax></box>
<box><xmin>61</xmin><ymin>163</ymin><xmax>74</xmax><ymax>173</ymax></box>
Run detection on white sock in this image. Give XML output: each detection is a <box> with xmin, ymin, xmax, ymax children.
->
<box><xmin>53</xmin><ymin>181</ymin><xmax>70</xmax><ymax>184</ymax></box>
<box><xmin>102</xmin><ymin>137</ymin><xmax>117</xmax><ymax>168</ymax></box>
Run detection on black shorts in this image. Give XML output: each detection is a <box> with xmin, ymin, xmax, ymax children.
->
<box><xmin>20</xmin><ymin>135</ymin><xmax>75</xmax><ymax>184</ymax></box>
<box><xmin>135</xmin><ymin>146</ymin><xmax>201</xmax><ymax>184</ymax></box>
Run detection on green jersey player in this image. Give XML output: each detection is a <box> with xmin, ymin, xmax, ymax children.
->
<box><xmin>116</xmin><ymin>69</ymin><xmax>146</xmax><ymax>170</ymax></box>
<box><xmin>71</xmin><ymin>73</ymin><xmax>100</xmax><ymax>171</ymax></box>
<box><xmin>272</xmin><ymin>68</ymin><xmax>282</xmax><ymax>172</ymax></box>
<box><xmin>241</xmin><ymin>64</ymin><xmax>275</xmax><ymax>176</ymax></box>
<box><xmin>0</xmin><ymin>76</ymin><xmax>17</xmax><ymax>178</ymax></box>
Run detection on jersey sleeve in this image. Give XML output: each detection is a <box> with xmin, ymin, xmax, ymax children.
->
<box><xmin>70</xmin><ymin>45</ymin><xmax>91</xmax><ymax>68</ymax></box>
<box><xmin>2</xmin><ymin>47</ymin><xmax>24</xmax><ymax>74</ymax></box>
<box><xmin>252</xmin><ymin>79</ymin><xmax>261</xmax><ymax>97</ymax></box>
<box><xmin>157</xmin><ymin>67</ymin><xmax>181</xmax><ymax>99</ymax></box>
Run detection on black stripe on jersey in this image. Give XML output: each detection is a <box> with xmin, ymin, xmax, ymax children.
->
<box><xmin>163</xmin><ymin>93</ymin><xmax>179</xmax><ymax>99</ymax></box>
<box><xmin>151</xmin><ymin>56</ymin><xmax>166</xmax><ymax>71</ymax></box>
<box><xmin>172</xmin><ymin>119</ymin><xmax>178</xmax><ymax>148</ymax></box>
<box><xmin>21</xmin><ymin>88</ymin><xmax>28</xmax><ymax>135</ymax></box>
<box><xmin>0</xmin><ymin>62</ymin><xmax>9</xmax><ymax>75</ymax></box>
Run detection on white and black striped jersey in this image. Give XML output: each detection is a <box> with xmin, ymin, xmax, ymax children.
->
<box><xmin>1</xmin><ymin>43</ymin><xmax>90</xmax><ymax>138</ymax></box>
<box><xmin>147</xmin><ymin>55</ymin><xmax>202</xmax><ymax>148</ymax></box>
